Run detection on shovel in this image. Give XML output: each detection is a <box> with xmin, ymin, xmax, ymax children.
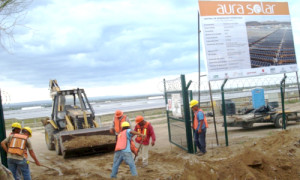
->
<box><xmin>134</xmin><ymin>140</ymin><xmax>144</xmax><ymax>161</ymax></box>
<box><xmin>28</xmin><ymin>160</ymin><xmax>63</xmax><ymax>176</ymax></box>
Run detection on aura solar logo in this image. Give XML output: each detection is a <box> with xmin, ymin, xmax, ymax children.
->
<box><xmin>252</xmin><ymin>4</ymin><xmax>263</xmax><ymax>14</ymax></box>
<box><xmin>216</xmin><ymin>2</ymin><xmax>276</xmax><ymax>15</ymax></box>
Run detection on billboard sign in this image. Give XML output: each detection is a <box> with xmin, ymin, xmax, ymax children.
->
<box><xmin>198</xmin><ymin>1</ymin><xmax>297</xmax><ymax>80</ymax></box>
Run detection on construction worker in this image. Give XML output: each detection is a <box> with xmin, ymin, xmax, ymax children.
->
<box><xmin>110</xmin><ymin>110</ymin><xmax>132</xmax><ymax>137</ymax></box>
<box><xmin>9</xmin><ymin>122</ymin><xmax>23</xmax><ymax>180</ymax></box>
<box><xmin>111</xmin><ymin>122</ymin><xmax>145</xmax><ymax>178</ymax></box>
<box><xmin>134</xmin><ymin>116</ymin><xmax>156</xmax><ymax>167</ymax></box>
<box><xmin>190</xmin><ymin>100</ymin><xmax>208</xmax><ymax>156</ymax></box>
<box><xmin>1</xmin><ymin>126</ymin><xmax>41</xmax><ymax>180</ymax></box>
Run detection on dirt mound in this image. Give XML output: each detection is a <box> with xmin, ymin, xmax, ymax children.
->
<box><xmin>28</xmin><ymin>123</ymin><xmax>300</xmax><ymax>180</ymax></box>
<box><xmin>178</xmin><ymin>128</ymin><xmax>300</xmax><ymax>180</ymax></box>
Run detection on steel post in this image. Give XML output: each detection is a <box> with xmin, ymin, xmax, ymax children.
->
<box><xmin>181</xmin><ymin>75</ymin><xmax>194</xmax><ymax>153</ymax></box>
<box><xmin>296</xmin><ymin>72</ymin><xmax>300</xmax><ymax>101</ymax></box>
<box><xmin>221</xmin><ymin>79</ymin><xmax>228</xmax><ymax>146</ymax></box>
<box><xmin>209</xmin><ymin>81</ymin><xmax>219</xmax><ymax>146</ymax></box>
<box><xmin>189</xmin><ymin>90</ymin><xmax>197</xmax><ymax>153</ymax></box>
<box><xmin>198</xmin><ymin>12</ymin><xmax>201</xmax><ymax>103</ymax></box>
<box><xmin>280</xmin><ymin>74</ymin><xmax>287</xmax><ymax>130</ymax></box>
<box><xmin>163</xmin><ymin>79</ymin><xmax>172</xmax><ymax>142</ymax></box>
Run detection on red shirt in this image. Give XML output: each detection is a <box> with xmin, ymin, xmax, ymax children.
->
<box><xmin>134</xmin><ymin>122</ymin><xmax>156</xmax><ymax>145</ymax></box>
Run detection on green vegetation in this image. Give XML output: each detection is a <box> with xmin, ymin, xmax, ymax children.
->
<box><xmin>285</xmin><ymin>98</ymin><xmax>299</xmax><ymax>104</ymax></box>
<box><xmin>5</xmin><ymin>117</ymin><xmax>46</xmax><ymax>129</ymax></box>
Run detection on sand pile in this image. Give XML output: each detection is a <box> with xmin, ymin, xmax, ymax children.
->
<box><xmin>177</xmin><ymin>128</ymin><xmax>300</xmax><ymax>180</ymax></box>
<box><xmin>29</xmin><ymin>123</ymin><xmax>300</xmax><ymax>180</ymax></box>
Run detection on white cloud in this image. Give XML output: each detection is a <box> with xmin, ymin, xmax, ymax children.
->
<box><xmin>0</xmin><ymin>0</ymin><xmax>299</xmax><ymax>103</ymax></box>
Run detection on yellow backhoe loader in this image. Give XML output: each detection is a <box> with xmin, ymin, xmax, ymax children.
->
<box><xmin>41</xmin><ymin>80</ymin><xmax>115</xmax><ymax>158</ymax></box>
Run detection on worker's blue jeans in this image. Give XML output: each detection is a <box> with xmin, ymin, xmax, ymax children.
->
<box><xmin>7</xmin><ymin>158</ymin><xmax>31</xmax><ymax>180</ymax></box>
<box><xmin>111</xmin><ymin>151</ymin><xmax>137</xmax><ymax>178</ymax></box>
<box><xmin>194</xmin><ymin>128</ymin><xmax>206</xmax><ymax>153</ymax></box>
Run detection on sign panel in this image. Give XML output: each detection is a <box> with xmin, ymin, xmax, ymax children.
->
<box><xmin>171</xmin><ymin>94</ymin><xmax>182</xmax><ymax>117</ymax></box>
<box><xmin>198</xmin><ymin>1</ymin><xmax>297</xmax><ymax>80</ymax></box>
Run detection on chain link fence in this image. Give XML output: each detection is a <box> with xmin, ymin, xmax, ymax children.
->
<box><xmin>163</xmin><ymin>72</ymin><xmax>300</xmax><ymax>150</ymax></box>
<box><xmin>206</xmin><ymin>73</ymin><xmax>298</xmax><ymax>148</ymax></box>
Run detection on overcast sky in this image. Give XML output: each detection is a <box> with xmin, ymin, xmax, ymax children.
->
<box><xmin>0</xmin><ymin>0</ymin><xmax>299</xmax><ymax>103</ymax></box>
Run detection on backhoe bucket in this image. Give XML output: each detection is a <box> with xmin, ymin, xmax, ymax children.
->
<box><xmin>58</xmin><ymin>126</ymin><xmax>116</xmax><ymax>158</ymax></box>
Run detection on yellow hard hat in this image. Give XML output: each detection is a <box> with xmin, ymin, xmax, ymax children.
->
<box><xmin>121</xmin><ymin>122</ymin><xmax>130</xmax><ymax>128</ymax></box>
<box><xmin>22</xmin><ymin>127</ymin><xmax>32</xmax><ymax>137</ymax></box>
<box><xmin>190</xmin><ymin>100</ymin><xmax>199</xmax><ymax>108</ymax></box>
<box><xmin>12</xmin><ymin>122</ymin><xmax>21</xmax><ymax>129</ymax></box>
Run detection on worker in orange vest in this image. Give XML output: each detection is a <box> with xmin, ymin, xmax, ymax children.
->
<box><xmin>134</xmin><ymin>116</ymin><xmax>156</xmax><ymax>167</ymax></box>
<box><xmin>111</xmin><ymin>122</ymin><xmax>145</xmax><ymax>178</ymax></box>
<box><xmin>9</xmin><ymin>122</ymin><xmax>23</xmax><ymax>180</ymax></box>
<box><xmin>110</xmin><ymin>110</ymin><xmax>132</xmax><ymax>137</ymax></box>
<box><xmin>1</xmin><ymin>127</ymin><xmax>41</xmax><ymax>180</ymax></box>
<box><xmin>190</xmin><ymin>100</ymin><xmax>208</xmax><ymax>156</ymax></box>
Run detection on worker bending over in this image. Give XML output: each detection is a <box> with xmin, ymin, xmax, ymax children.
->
<box><xmin>9</xmin><ymin>122</ymin><xmax>23</xmax><ymax>180</ymax></box>
<box><xmin>134</xmin><ymin>116</ymin><xmax>156</xmax><ymax>167</ymax></box>
<box><xmin>111</xmin><ymin>122</ymin><xmax>145</xmax><ymax>178</ymax></box>
<box><xmin>1</xmin><ymin>127</ymin><xmax>40</xmax><ymax>180</ymax></box>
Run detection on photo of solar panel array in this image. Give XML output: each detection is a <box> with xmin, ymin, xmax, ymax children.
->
<box><xmin>247</xmin><ymin>22</ymin><xmax>296</xmax><ymax>68</ymax></box>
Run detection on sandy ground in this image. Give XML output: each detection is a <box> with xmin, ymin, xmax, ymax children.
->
<box><xmin>9</xmin><ymin>115</ymin><xmax>296</xmax><ymax>180</ymax></box>
<box><xmin>5</xmin><ymin>102</ymin><xmax>300</xmax><ymax>180</ymax></box>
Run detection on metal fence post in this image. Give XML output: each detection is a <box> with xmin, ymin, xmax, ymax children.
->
<box><xmin>163</xmin><ymin>79</ymin><xmax>172</xmax><ymax>143</ymax></box>
<box><xmin>280</xmin><ymin>74</ymin><xmax>287</xmax><ymax>130</ymax></box>
<box><xmin>209</xmin><ymin>81</ymin><xmax>219</xmax><ymax>146</ymax></box>
<box><xmin>189</xmin><ymin>90</ymin><xmax>197</xmax><ymax>153</ymax></box>
<box><xmin>0</xmin><ymin>90</ymin><xmax>8</xmax><ymax>167</ymax></box>
<box><xmin>221</xmin><ymin>79</ymin><xmax>229</xmax><ymax>146</ymax></box>
<box><xmin>181</xmin><ymin>75</ymin><xmax>194</xmax><ymax>153</ymax></box>
<box><xmin>296</xmin><ymin>72</ymin><xmax>300</xmax><ymax>101</ymax></box>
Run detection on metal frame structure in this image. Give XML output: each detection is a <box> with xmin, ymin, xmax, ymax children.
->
<box><xmin>164</xmin><ymin>75</ymin><xmax>194</xmax><ymax>153</ymax></box>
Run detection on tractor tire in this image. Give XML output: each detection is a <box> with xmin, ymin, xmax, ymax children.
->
<box><xmin>242</xmin><ymin>122</ymin><xmax>253</xmax><ymax>129</ymax></box>
<box><xmin>55</xmin><ymin>136</ymin><xmax>62</xmax><ymax>155</ymax></box>
<box><xmin>275</xmin><ymin>115</ymin><xmax>287</xmax><ymax>128</ymax></box>
<box><xmin>45</xmin><ymin>124</ymin><xmax>55</xmax><ymax>150</ymax></box>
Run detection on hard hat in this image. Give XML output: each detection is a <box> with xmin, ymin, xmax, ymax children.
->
<box><xmin>135</xmin><ymin>116</ymin><xmax>144</xmax><ymax>124</ymax></box>
<box><xmin>115</xmin><ymin>110</ymin><xmax>123</xmax><ymax>118</ymax></box>
<box><xmin>22</xmin><ymin>127</ymin><xmax>32</xmax><ymax>137</ymax></box>
<box><xmin>121</xmin><ymin>122</ymin><xmax>130</xmax><ymax>128</ymax></box>
<box><xmin>11</xmin><ymin>122</ymin><xmax>21</xmax><ymax>129</ymax></box>
<box><xmin>190</xmin><ymin>100</ymin><xmax>199</xmax><ymax>108</ymax></box>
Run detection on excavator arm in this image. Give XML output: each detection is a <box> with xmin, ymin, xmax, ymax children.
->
<box><xmin>49</xmin><ymin>80</ymin><xmax>60</xmax><ymax>99</ymax></box>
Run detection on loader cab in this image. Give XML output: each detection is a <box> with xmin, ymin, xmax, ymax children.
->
<box><xmin>51</xmin><ymin>88</ymin><xmax>95</xmax><ymax>129</ymax></box>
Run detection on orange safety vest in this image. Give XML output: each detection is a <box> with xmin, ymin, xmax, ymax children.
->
<box><xmin>8</xmin><ymin>134</ymin><xmax>28</xmax><ymax>158</ymax></box>
<box><xmin>135</xmin><ymin>122</ymin><xmax>149</xmax><ymax>142</ymax></box>
<box><xmin>114</xmin><ymin>115</ymin><xmax>127</xmax><ymax>134</ymax></box>
<box><xmin>8</xmin><ymin>133</ymin><xmax>28</xmax><ymax>159</ymax></box>
<box><xmin>193</xmin><ymin>109</ymin><xmax>208</xmax><ymax>130</ymax></box>
<box><xmin>115</xmin><ymin>130</ymin><xmax>138</xmax><ymax>154</ymax></box>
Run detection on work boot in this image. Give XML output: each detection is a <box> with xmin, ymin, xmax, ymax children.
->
<box><xmin>196</xmin><ymin>151</ymin><xmax>205</xmax><ymax>156</ymax></box>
